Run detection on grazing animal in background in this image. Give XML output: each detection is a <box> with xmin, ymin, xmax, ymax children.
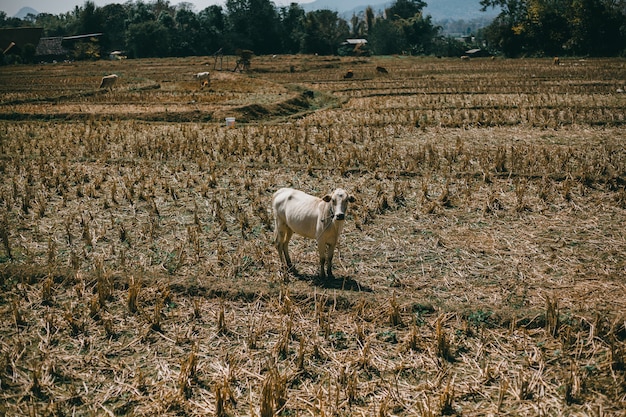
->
<box><xmin>272</xmin><ymin>188</ymin><xmax>355</xmax><ymax>280</ymax></box>
<box><xmin>376</xmin><ymin>66</ymin><xmax>388</xmax><ymax>74</ymax></box>
<box><xmin>99</xmin><ymin>74</ymin><xmax>118</xmax><ymax>89</ymax></box>
<box><xmin>460</xmin><ymin>55</ymin><xmax>470</xmax><ymax>61</ymax></box>
<box><xmin>194</xmin><ymin>71</ymin><xmax>210</xmax><ymax>87</ymax></box>
<box><xmin>343</xmin><ymin>70</ymin><xmax>354</xmax><ymax>79</ymax></box>
<box><xmin>553</xmin><ymin>56</ymin><xmax>560</xmax><ymax>65</ymax></box>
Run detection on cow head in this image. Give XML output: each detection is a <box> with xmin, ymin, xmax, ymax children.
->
<box><xmin>323</xmin><ymin>189</ymin><xmax>355</xmax><ymax>221</ymax></box>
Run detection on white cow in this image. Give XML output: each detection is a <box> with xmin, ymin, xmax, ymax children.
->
<box><xmin>99</xmin><ymin>74</ymin><xmax>118</xmax><ymax>89</ymax></box>
<box><xmin>272</xmin><ymin>188</ymin><xmax>355</xmax><ymax>279</ymax></box>
<box><xmin>194</xmin><ymin>71</ymin><xmax>210</xmax><ymax>87</ymax></box>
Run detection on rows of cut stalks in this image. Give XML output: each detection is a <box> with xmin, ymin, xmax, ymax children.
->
<box><xmin>1</xmin><ymin>57</ymin><xmax>625</xmax><ymax>416</ymax></box>
<box><xmin>1</xmin><ymin>121</ymin><xmax>625</xmax><ymax>275</ymax></box>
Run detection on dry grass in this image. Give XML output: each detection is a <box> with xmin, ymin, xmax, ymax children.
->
<box><xmin>0</xmin><ymin>55</ymin><xmax>625</xmax><ymax>416</ymax></box>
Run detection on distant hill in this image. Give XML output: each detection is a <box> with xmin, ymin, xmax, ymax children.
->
<box><xmin>15</xmin><ymin>7</ymin><xmax>39</xmax><ymax>19</ymax></box>
<box><xmin>301</xmin><ymin>0</ymin><xmax>499</xmax><ymax>21</ymax></box>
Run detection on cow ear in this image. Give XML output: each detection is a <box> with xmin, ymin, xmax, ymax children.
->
<box><xmin>322</xmin><ymin>195</ymin><xmax>332</xmax><ymax>202</ymax></box>
<box><xmin>348</xmin><ymin>195</ymin><xmax>356</xmax><ymax>203</ymax></box>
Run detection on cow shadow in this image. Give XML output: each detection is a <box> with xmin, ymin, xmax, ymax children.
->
<box><xmin>290</xmin><ymin>270</ymin><xmax>372</xmax><ymax>292</ymax></box>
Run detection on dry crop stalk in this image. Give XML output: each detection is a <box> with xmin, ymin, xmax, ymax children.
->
<box><xmin>260</xmin><ymin>375</ymin><xmax>274</xmax><ymax>417</ymax></box>
<box><xmin>12</xmin><ymin>298</ymin><xmax>25</xmax><ymax>328</ymax></box>
<box><xmin>545</xmin><ymin>295</ymin><xmax>560</xmax><ymax>338</ymax></box>
<box><xmin>610</xmin><ymin>339</ymin><xmax>625</xmax><ymax>372</ymax></box>
<box><xmin>260</xmin><ymin>363</ymin><xmax>287</xmax><ymax>417</ymax></box>
<box><xmin>355</xmin><ymin>321</ymin><xmax>365</xmax><ymax>346</ymax></box>
<box><xmin>215</xmin><ymin>382</ymin><xmax>226</xmax><ymax>417</ymax></box>
<box><xmin>496</xmin><ymin>380</ymin><xmax>508</xmax><ymax>412</ymax></box>
<box><xmin>435</xmin><ymin>316</ymin><xmax>453</xmax><ymax>361</ymax></box>
<box><xmin>274</xmin><ymin>319</ymin><xmax>292</xmax><ymax>359</ymax></box>
<box><xmin>65</xmin><ymin>309</ymin><xmax>83</xmax><ymax>336</ymax></box>
<box><xmin>358</xmin><ymin>340</ymin><xmax>371</xmax><ymax>369</ymax></box>
<box><xmin>217</xmin><ymin>300</ymin><xmax>226</xmax><ymax>334</ymax></box>
<box><xmin>345</xmin><ymin>368</ymin><xmax>358</xmax><ymax>406</ymax></box>
<box><xmin>46</xmin><ymin>237</ymin><xmax>56</xmax><ymax>266</ymax></box>
<box><xmin>296</xmin><ymin>336</ymin><xmax>305</xmax><ymax>370</ymax></box>
<box><xmin>41</xmin><ymin>275</ymin><xmax>53</xmax><ymax>306</ymax></box>
<box><xmin>192</xmin><ymin>298</ymin><xmax>201</xmax><ymax>320</ymax></box>
<box><xmin>439</xmin><ymin>179</ymin><xmax>452</xmax><ymax>208</ymax></box>
<box><xmin>30</xmin><ymin>364</ymin><xmax>44</xmax><ymax>399</ymax></box>
<box><xmin>515</xmin><ymin>178</ymin><xmax>529</xmax><ymax>212</ymax></box>
<box><xmin>0</xmin><ymin>213</ymin><xmax>12</xmax><ymax>260</ymax></box>
<box><xmin>378</xmin><ymin>395</ymin><xmax>389</xmax><ymax>417</ymax></box>
<box><xmin>187</xmin><ymin>225</ymin><xmax>201</xmax><ymax>261</ymax></box>
<box><xmin>127</xmin><ymin>275</ymin><xmax>141</xmax><ymax>314</ymax></box>
<box><xmin>247</xmin><ymin>319</ymin><xmax>259</xmax><ymax>350</ymax></box>
<box><xmin>178</xmin><ymin>344</ymin><xmax>198</xmax><ymax>399</ymax></box>
<box><xmin>80</xmin><ymin>214</ymin><xmax>91</xmax><ymax>247</ymax></box>
<box><xmin>562</xmin><ymin>178</ymin><xmax>573</xmax><ymax>202</ymax></box>
<box><xmin>439</xmin><ymin>376</ymin><xmax>455</xmax><ymax>415</ymax></box>
<box><xmin>89</xmin><ymin>295</ymin><xmax>100</xmax><ymax>320</ymax></box>
<box><xmin>389</xmin><ymin>294</ymin><xmax>403</xmax><ymax>326</ymax></box>
<box><xmin>151</xmin><ymin>296</ymin><xmax>163</xmax><ymax>332</ymax></box>
<box><xmin>96</xmin><ymin>269</ymin><xmax>111</xmax><ymax>308</ymax></box>
<box><xmin>119</xmin><ymin>224</ymin><xmax>130</xmax><ymax>246</ymax></box>
<box><xmin>406</xmin><ymin>325</ymin><xmax>420</xmax><ymax>351</ymax></box>
<box><xmin>564</xmin><ymin>360</ymin><xmax>583</xmax><ymax>404</ymax></box>
<box><xmin>103</xmin><ymin>316</ymin><xmax>115</xmax><ymax>338</ymax></box>
<box><xmin>416</xmin><ymin>394</ymin><xmax>435</xmax><ymax>417</ymax></box>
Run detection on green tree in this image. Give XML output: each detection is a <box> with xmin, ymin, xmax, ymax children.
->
<box><xmin>198</xmin><ymin>5</ymin><xmax>226</xmax><ymax>54</ymax></box>
<box><xmin>172</xmin><ymin>7</ymin><xmax>202</xmax><ymax>56</ymax></box>
<box><xmin>126</xmin><ymin>19</ymin><xmax>170</xmax><ymax>57</ymax></box>
<box><xmin>97</xmin><ymin>3</ymin><xmax>128</xmax><ymax>52</ymax></box>
<box><xmin>302</xmin><ymin>9</ymin><xmax>349</xmax><ymax>55</ymax></box>
<box><xmin>400</xmin><ymin>12</ymin><xmax>440</xmax><ymax>54</ymax></box>
<box><xmin>280</xmin><ymin>3</ymin><xmax>306</xmax><ymax>53</ymax></box>
<box><xmin>126</xmin><ymin>1</ymin><xmax>156</xmax><ymax>25</ymax></box>
<box><xmin>565</xmin><ymin>0</ymin><xmax>625</xmax><ymax>55</ymax></box>
<box><xmin>368</xmin><ymin>18</ymin><xmax>405</xmax><ymax>54</ymax></box>
<box><xmin>226</xmin><ymin>0</ymin><xmax>282</xmax><ymax>54</ymax></box>
<box><xmin>481</xmin><ymin>0</ymin><xmax>626</xmax><ymax>56</ymax></box>
<box><xmin>76</xmin><ymin>1</ymin><xmax>102</xmax><ymax>34</ymax></box>
<box><xmin>368</xmin><ymin>0</ymin><xmax>439</xmax><ymax>55</ymax></box>
<box><xmin>364</xmin><ymin>6</ymin><xmax>376</xmax><ymax>38</ymax></box>
<box><xmin>0</xmin><ymin>11</ymin><xmax>28</xmax><ymax>28</ymax></box>
<box><xmin>385</xmin><ymin>0</ymin><xmax>427</xmax><ymax>20</ymax></box>
<box><xmin>35</xmin><ymin>13</ymin><xmax>71</xmax><ymax>37</ymax></box>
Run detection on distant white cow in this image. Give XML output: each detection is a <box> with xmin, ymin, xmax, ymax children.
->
<box><xmin>272</xmin><ymin>188</ymin><xmax>355</xmax><ymax>279</ymax></box>
<box><xmin>194</xmin><ymin>71</ymin><xmax>210</xmax><ymax>87</ymax></box>
<box><xmin>99</xmin><ymin>74</ymin><xmax>118</xmax><ymax>89</ymax></box>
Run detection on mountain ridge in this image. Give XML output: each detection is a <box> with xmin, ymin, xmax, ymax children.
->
<box><xmin>301</xmin><ymin>0</ymin><xmax>499</xmax><ymax>21</ymax></box>
<box><xmin>14</xmin><ymin>7</ymin><xmax>39</xmax><ymax>19</ymax></box>
<box><xmin>11</xmin><ymin>0</ymin><xmax>498</xmax><ymax>22</ymax></box>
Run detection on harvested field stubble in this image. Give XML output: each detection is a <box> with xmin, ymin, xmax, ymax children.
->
<box><xmin>0</xmin><ymin>56</ymin><xmax>625</xmax><ymax>416</ymax></box>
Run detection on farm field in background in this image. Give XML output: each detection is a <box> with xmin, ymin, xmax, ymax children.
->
<box><xmin>0</xmin><ymin>55</ymin><xmax>625</xmax><ymax>416</ymax></box>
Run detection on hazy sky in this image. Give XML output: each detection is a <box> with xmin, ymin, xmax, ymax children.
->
<box><xmin>1</xmin><ymin>0</ymin><xmax>310</xmax><ymax>17</ymax></box>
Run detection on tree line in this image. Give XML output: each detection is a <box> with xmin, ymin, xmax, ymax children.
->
<box><xmin>480</xmin><ymin>0</ymin><xmax>626</xmax><ymax>57</ymax></box>
<box><xmin>1</xmin><ymin>0</ymin><xmax>624</xmax><ymax>61</ymax></box>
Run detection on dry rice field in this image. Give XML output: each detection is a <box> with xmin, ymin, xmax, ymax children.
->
<box><xmin>0</xmin><ymin>55</ymin><xmax>625</xmax><ymax>416</ymax></box>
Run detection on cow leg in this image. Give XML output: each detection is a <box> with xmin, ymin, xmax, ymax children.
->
<box><xmin>282</xmin><ymin>229</ymin><xmax>294</xmax><ymax>271</ymax></box>
<box><xmin>325</xmin><ymin>242</ymin><xmax>337</xmax><ymax>279</ymax></box>
<box><xmin>317</xmin><ymin>240</ymin><xmax>327</xmax><ymax>279</ymax></box>
<box><xmin>275</xmin><ymin>222</ymin><xmax>296</xmax><ymax>273</ymax></box>
<box><xmin>274</xmin><ymin>226</ymin><xmax>288</xmax><ymax>266</ymax></box>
